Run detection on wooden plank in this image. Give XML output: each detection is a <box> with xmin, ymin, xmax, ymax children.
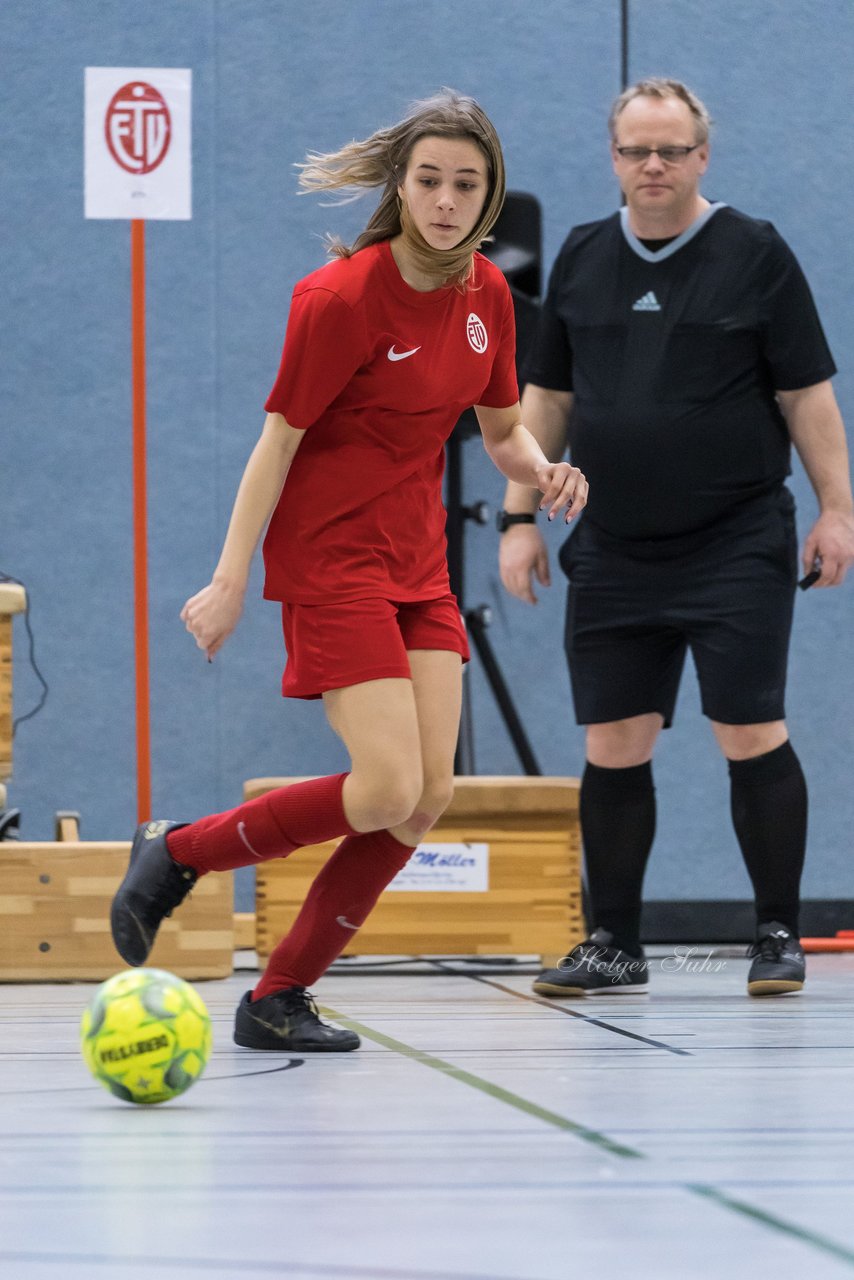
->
<box><xmin>0</xmin><ymin>584</ymin><xmax>27</xmax><ymax>614</ymax></box>
<box><xmin>0</xmin><ymin>615</ymin><xmax>13</xmax><ymax>781</ymax></box>
<box><xmin>55</xmin><ymin>811</ymin><xmax>82</xmax><ymax>841</ymax></box>
<box><xmin>0</xmin><ymin>842</ymin><xmax>234</xmax><ymax>980</ymax></box>
<box><xmin>234</xmin><ymin>911</ymin><xmax>257</xmax><ymax>949</ymax></box>
<box><xmin>245</xmin><ymin>774</ymin><xmax>580</xmax><ymax>818</ymax></box>
<box><xmin>0</xmin><ymin>587</ymin><xmax>26</xmax><ymax>780</ymax></box>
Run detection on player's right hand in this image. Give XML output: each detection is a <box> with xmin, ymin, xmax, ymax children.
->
<box><xmin>499</xmin><ymin>524</ymin><xmax>551</xmax><ymax>605</ymax></box>
<box><xmin>180</xmin><ymin>580</ymin><xmax>245</xmax><ymax>660</ymax></box>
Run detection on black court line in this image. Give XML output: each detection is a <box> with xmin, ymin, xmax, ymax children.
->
<box><xmin>0</xmin><ymin>1250</ymin><xmax>549</xmax><ymax>1280</ymax></box>
<box><xmin>0</xmin><ymin>1060</ymin><xmax>303</xmax><ymax>1097</ymax></box>
<box><xmin>201</xmin><ymin>1059</ymin><xmax>304</xmax><ymax>1080</ymax></box>
<box><xmin>425</xmin><ymin>958</ymin><xmax>693</xmax><ymax>1056</ymax></box>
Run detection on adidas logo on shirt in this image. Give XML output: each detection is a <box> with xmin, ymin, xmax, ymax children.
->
<box><xmin>632</xmin><ymin>291</ymin><xmax>661</xmax><ymax>312</ymax></box>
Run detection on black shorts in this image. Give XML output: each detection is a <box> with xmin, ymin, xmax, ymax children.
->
<box><xmin>562</xmin><ymin>489</ymin><xmax>798</xmax><ymax>727</ymax></box>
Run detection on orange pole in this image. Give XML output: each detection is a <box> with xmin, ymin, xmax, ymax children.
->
<box><xmin>131</xmin><ymin>219</ymin><xmax>152</xmax><ymax>823</ymax></box>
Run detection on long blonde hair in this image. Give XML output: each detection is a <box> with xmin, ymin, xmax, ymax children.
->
<box><xmin>298</xmin><ymin>89</ymin><xmax>506</xmax><ymax>288</ymax></box>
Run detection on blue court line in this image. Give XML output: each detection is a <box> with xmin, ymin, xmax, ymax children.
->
<box><xmin>5</xmin><ymin>1177</ymin><xmax>854</xmax><ymax>1196</ymax></box>
<box><xmin>0</xmin><ymin>1251</ymin><xmax>544</xmax><ymax>1280</ymax></box>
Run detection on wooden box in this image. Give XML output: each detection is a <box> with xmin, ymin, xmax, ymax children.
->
<box><xmin>0</xmin><ymin>842</ymin><xmax>234</xmax><ymax>980</ymax></box>
<box><xmin>246</xmin><ymin>776</ymin><xmax>585</xmax><ymax>962</ymax></box>
<box><xmin>0</xmin><ymin>581</ymin><xmax>27</xmax><ymax>788</ymax></box>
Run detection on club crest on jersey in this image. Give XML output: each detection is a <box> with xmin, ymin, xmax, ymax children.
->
<box><xmin>466</xmin><ymin>313</ymin><xmax>488</xmax><ymax>354</ymax></box>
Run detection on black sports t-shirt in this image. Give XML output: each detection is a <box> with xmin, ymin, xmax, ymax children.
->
<box><xmin>526</xmin><ymin>205</ymin><xmax>836</xmax><ymax>539</ymax></box>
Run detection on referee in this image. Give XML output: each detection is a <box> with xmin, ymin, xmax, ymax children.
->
<box><xmin>499</xmin><ymin>78</ymin><xmax>854</xmax><ymax>998</ymax></box>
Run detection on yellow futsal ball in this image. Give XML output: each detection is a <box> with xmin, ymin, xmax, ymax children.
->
<box><xmin>80</xmin><ymin>968</ymin><xmax>212</xmax><ymax>1105</ymax></box>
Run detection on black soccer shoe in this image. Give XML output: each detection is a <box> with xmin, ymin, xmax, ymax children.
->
<box><xmin>747</xmin><ymin>921</ymin><xmax>805</xmax><ymax>996</ymax></box>
<box><xmin>533</xmin><ymin>928</ymin><xmax>650</xmax><ymax>997</ymax></box>
<box><xmin>110</xmin><ymin>820</ymin><xmax>197</xmax><ymax>966</ymax></box>
<box><xmin>233</xmin><ymin>988</ymin><xmax>361</xmax><ymax>1052</ymax></box>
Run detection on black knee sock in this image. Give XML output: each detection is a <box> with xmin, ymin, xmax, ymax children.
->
<box><xmin>728</xmin><ymin>741</ymin><xmax>807</xmax><ymax>936</ymax></box>
<box><xmin>580</xmin><ymin>761</ymin><xmax>656</xmax><ymax>957</ymax></box>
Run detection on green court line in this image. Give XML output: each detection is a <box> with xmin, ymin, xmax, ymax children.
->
<box><xmin>687</xmin><ymin>1184</ymin><xmax>854</xmax><ymax>1266</ymax></box>
<box><xmin>324</xmin><ymin>1006</ymin><xmax>854</xmax><ymax>1269</ymax></box>
<box><xmin>322</xmin><ymin>1007</ymin><xmax>643</xmax><ymax>1159</ymax></box>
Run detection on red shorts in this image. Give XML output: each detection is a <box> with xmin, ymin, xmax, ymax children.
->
<box><xmin>280</xmin><ymin>595</ymin><xmax>470</xmax><ymax>699</ymax></box>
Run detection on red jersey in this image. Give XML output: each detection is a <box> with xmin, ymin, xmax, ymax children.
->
<box><xmin>262</xmin><ymin>239</ymin><xmax>518</xmax><ymax>604</ymax></box>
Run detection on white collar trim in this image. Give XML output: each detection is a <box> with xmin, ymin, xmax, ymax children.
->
<box><xmin>620</xmin><ymin>202</ymin><xmax>727</xmax><ymax>262</ymax></box>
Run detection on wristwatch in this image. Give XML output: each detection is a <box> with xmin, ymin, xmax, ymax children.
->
<box><xmin>496</xmin><ymin>510</ymin><xmax>537</xmax><ymax>533</ymax></box>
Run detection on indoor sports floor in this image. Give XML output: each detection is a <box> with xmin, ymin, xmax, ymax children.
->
<box><xmin>2</xmin><ymin>950</ymin><xmax>854</xmax><ymax>1279</ymax></box>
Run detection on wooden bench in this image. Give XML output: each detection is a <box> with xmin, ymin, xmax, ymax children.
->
<box><xmin>245</xmin><ymin>775</ymin><xmax>585</xmax><ymax>963</ymax></box>
<box><xmin>0</xmin><ymin>839</ymin><xmax>234</xmax><ymax>981</ymax></box>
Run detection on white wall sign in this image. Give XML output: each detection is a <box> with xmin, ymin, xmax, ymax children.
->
<box><xmin>85</xmin><ymin>67</ymin><xmax>191</xmax><ymax>220</ymax></box>
<box><xmin>387</xmin><ymin>842</ymin><xmax>489</xmax><ymax>893</ymax></box>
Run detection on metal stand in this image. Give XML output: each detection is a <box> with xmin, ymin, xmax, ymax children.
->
<box><xmin>445</xmin><ymin>420</ymin><xmax>541</xmax><ymax>776</ymax></box>
<box><xmin>444</xmin><ymin>190</ymin><xmax>545</xmax><ymax>775</ymax></box>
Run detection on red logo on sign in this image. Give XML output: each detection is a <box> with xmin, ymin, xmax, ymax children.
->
<box><xmin>105</xmin><ymin>82</ymin><xmax>171</xmax><ymax>174</ymax></box>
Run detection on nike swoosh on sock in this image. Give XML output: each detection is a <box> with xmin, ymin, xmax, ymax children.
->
<box><xmin>237</xmin><ymin>821</ymin><xmax>263</xmax><ymax>859</ymax></box>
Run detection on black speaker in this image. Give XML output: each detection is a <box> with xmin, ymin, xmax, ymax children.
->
<box><xmin>446</xmin><ymin>192</ymin><xmax>546</xmax><ymax>774</ymax></box>
<box><xmin>481</xmin><ymin>190</ymin><xmax>542</xmax><ymax>377</ymax></box>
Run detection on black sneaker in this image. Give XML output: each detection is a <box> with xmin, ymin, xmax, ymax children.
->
<box><xmin>533</xmin><ymin>928</ymin><xmax>649</xmax><ymax>996</ymax></box>
<box><xmin>747</xmin><ymin>921</ymin><xmax>805</xmax><ymax>996</ymax></box>
<box><xmin>110</xmin><ymin>820</ymin><xmax>197</xmax><ymax>966</ymax></box>
<box><xmin>234</xmin><ymin>988</ymin><xmax>361</xmax><ymax>1052</ymax></box>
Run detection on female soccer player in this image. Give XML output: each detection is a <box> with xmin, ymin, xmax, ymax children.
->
<box><xmin>111</xmin><ymin>89</ymin><xmax>588</xmax><ymax>1051</ymax></box>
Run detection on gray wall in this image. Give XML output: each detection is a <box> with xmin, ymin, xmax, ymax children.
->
<box><xmin>2</xmin><ymin>1</ymin><xmax>852</xmax><ymax>913</ymax></box>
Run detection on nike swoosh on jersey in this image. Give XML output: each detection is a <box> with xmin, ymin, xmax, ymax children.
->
<box><xmin>387</xmin><ymin>345</ymin><xmax>421</xmax><ymax>361</ymax></box>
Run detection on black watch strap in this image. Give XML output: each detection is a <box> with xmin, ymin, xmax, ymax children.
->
<box><xmin>496</xmin><ymin>510</ymin><xmax>537</xmax><ymax>533</ymax></box>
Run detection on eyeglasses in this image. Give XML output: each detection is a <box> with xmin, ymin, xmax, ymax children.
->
<box><xmin>614</xmin><ymin>145</ymin><xmax>701</xmax><ymax>164</ymax></box>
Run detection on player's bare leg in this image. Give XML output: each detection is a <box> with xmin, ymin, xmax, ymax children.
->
<box><xmin>237</xmin><ymin>663</ymin><xmax>461</xmax><ymax>1050</ymax></box>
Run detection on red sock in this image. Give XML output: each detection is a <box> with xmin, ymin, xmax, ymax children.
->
<box><xmin>252</xmin><ymin>827</ymin><xmax>416</xmax><ymax>997</ymax></box>
<box><xmin>166</xmin><ymin>773</ymin><xmax>356</xmax><ymax>874</ymax></box>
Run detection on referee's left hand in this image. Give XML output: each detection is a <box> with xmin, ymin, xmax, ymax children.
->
<box><xmin>535</xmin><ymin>462</ymin><xmax>588</xmax><ymax>524</ymax></box>
<box><xmin>802</xmin><ymin>510</ymin><xmax>854</xmax><ymax>586</ymax></box>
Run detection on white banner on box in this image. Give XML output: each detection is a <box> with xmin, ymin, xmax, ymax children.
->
<box><xmin>85</xmin><ymin>67</ymin><xmax>191</xmax><ymax>219</ymax></box>
<box><xmin>387</xmin><ymin>842</ymin><xmax>489</xmax><ymax>893</ymax></box>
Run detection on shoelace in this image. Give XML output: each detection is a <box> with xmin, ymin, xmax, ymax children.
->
<box><xmin>148</xmin><ymin>864</ymin><xmax>195</xmax><ymax>919</ymax></box>
<box><xmin>563</xmin><ymin>939</ymin><xmax>610</xmax><ymax>964</ymax></box>
<box><xmin>268</xmin><ymin>986</ymin><xmax>321</xmax><ymax>1022</ymax></box>
<box><xmin>748</xmin><ymin>932</ymin><xmax>789</xmax><ymax>961</ymax></box>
